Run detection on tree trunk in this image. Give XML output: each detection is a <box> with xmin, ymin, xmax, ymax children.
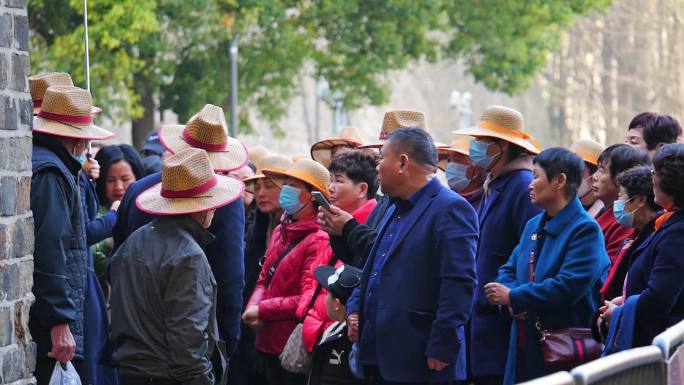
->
<box><xmin>131</xmin><ymin>73</ymin><xmax>156</xmax><ymax>149</ymax></box>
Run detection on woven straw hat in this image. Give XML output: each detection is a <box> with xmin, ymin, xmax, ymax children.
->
<box><xmin>453</xmin><ymin>105</ymin><xmax>541</xmax><ymax>155</ymax></box>
<box><xmin>248</xmin><ymin>145</ymin><xmax>270</xmax><ymax>168</ymax></box>
<box><xmin>263</xmin><ymin>158</ymin><xmax>331</xmax><ymax>199</ymax></box>
<box><xmin>29</xmin><ymin>72</ymin><xmax>102</xmax><ymax>115</ymax></box>
<box><xmin>243</xmin><ymin>154</ymin><xmax>293</xmax><ymax>193</ymax></box>
<box><xmin>136</xmin><ymin>147</ymin><xmax>244</xmax><ymax>215</ymax></box>
<box><xmin>159</xmin><ymin>104</ymin><xmax>248</xmax><ymax>172</ymax></box>
<box><xmin>360</xmin><ymin>110</ymin><xmax>427</xmax><ymax>149</ymax></box>
<box><xmin>33</xmin><ymin>86</ymin><xmax>114</xmax><ymax>140</ymax></box>
<box><xmin>569</xmin><ymin>138</ymin><xmax>605</xmax><ymax>166</ymax></box>
<box><xmin>437</xmin><ymin>135</ymin><xmax>473</xmax><ymax>170</ymax></box>
<box><xmin>310</xmin><ymin>126</ymin><xmax>366</xmax><ymax>167</ymax></box>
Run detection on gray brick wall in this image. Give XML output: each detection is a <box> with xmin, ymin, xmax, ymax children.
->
<box><xmin>0</xmin><ymin>0</ymin><xmax>35</xmax><ymax>385</ymax></box>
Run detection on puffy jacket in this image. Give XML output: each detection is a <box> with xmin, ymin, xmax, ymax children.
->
<box><xmin>298</xmin><ymin>199</ymin><xmax>377</xmax><ymax>352</ymax></box>
<box><xmin>247</xmin><ymin>216</ymin><xmax>330</xmax><ymax>355</ymax></box>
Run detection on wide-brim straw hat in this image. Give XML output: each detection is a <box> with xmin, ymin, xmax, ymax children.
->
<box><xmin>248</xmin><ymin>145</ymin><xmax>270</xmax><ymax>168</ymax></box>
<box><xmin>136</xmin><ymin>147</ymin><xmax>244</xmax><ymax>215</ymax></box>
<box><xmin>437</xmin><ymin>135</ymin><xmax>472</xmax><ymax>171</ymax></box>
<box><xmin>159</xmin><ymin>104</ymin><xmax>248</xmax><ymax>172</ymax></box>
<box><xmin>311</xmin><ymin>126</ymin><xmax>365</xmax><ymax>167</ymax></box>
<box><xmin>360</xmin><ymin>110</ymin><xmax>428</xmax><ymax>149</ymax></box>
<box><xmin>263</xmin><ymin>158</ymin><xmax>331</xmax><ymax>199</ymax></box>
<box><xmin>33</xmin><ymin>86</ymin><xmax>113</xmax><ymax>140</ymax></box>
<box><xmin>29</xmin><ymin>72</ymin><xmax>102</xmax><ymax>115</ymax></box>
<box><xmin>569</xmin><ymin>138</ymin><xmax>605</xmax><ymax>166</ymax></box>
<box><xmin>243</xmin><ymin>154</ymin><xmax>293</xmax><ymax>193</ymax></box>
<box><xmin>453</xmin><ymin>105</ymin><xmax>541</xmax><ymax>155</ymax></box>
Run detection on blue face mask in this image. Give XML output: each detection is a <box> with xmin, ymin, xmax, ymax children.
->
<box><xmin>614</xmin><ymin>197</ymin><xmax>638</xmax><ymax>228</ymax></box>
<box><xmin>445</xmin><ymin>162</ymin><xmax>470</xmax><ymax>192</ymax></box>
<box><xmin>469</xmin><ymin>140</ymin><xmax>500</xmax><ymax>169</ymax></box>
<box><xmin>74</xmin><ymin>154</ymin><xmax>86</xmax><ymax>164</ymax></box>
<box><xmin>279</xmin><ymin>185</ymin><xmax>305</xmax><ymax>215</ymax></box>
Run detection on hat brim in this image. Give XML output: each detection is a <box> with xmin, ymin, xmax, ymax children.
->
<box><xmin>262</xmin><ymin>168</ymin><xmax>331</xmax><ymax>199</ymax></box>
<box><xmin>33</xmin><ymin>116</ymin><xmax>114</xmax><ymax>140</ymax></box>
<box><xmin>453</xmin><ymin>126</ymin><xmax>540</xmax><ymax>155</ymax></box>
<box><xmin>314</xmin><ymin>265</ymin><xmax>336</xmax><ymax>290</ymax></box>
<box><xmin>135</xmin><ymin>174</ymin><xmax>244</xmax><ymax>216</ymax></box>
<box><xmin>311</xmin><ymin>139</ymin><xmax>363</xmax><ymax>167</ymax></box>
<box><xmin>159</xmin><ymin>124</ymin><xmax>249</xmax><ymax>172</ymax></box>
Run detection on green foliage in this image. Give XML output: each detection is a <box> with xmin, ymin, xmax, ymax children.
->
<box><xmin>28</xmin><ymin>0</ymin><xmax>611</xmax><ymax>134</ymax></box>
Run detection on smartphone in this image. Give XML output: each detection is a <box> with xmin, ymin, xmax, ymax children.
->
<box><xmin>311</xmin><ymin>191</ymin><xmax>331</xmax><ymax>209</ymax></box>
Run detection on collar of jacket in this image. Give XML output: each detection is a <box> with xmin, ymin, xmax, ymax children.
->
<box><xmin>484</xmin><ymin>154</ymin><xmax>534</xmax><ymax>192</ymax></box>
<box><xmin>33</xmin><ymin>132</ymin><xmax>82</xmax><ymax>176</ymax></box>
<box><xmin>541</xmin><ymin>197</ymin><xmax>584</xmax><ymax>236</ymax></box>
<box><xmin>279</xmin><ymin>215</ymin><xmax>321</xmax><ymax>244</ymax></box>
<box><xmin>352</xmin><ymin>198</ymin><xmax>377</xmax><ymax>224</ymax></box>
<box><xmin>656</xmin><ymin>209</ymin><xmax>684</xmax><ymax>231</ymax></box>
<box><xmin>158</xmin><ymin>215</ymin><xmax>216</xmax><ymax>248</ymax></box>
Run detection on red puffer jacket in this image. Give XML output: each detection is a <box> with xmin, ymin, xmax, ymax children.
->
<box><xmin>297</xmin><ymin>199</ymin><xmax>377</xmax><ymax>352</ymax></box>
<box><xmin>247</xmin><ymin>216</ymin><xmax>330</xmax><ymax>355</ymax></box>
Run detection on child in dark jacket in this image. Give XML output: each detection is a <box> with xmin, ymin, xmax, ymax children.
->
<box><xmin>308</xmin><ymin>264</ymin><xmax>363</xmax><ymax>385</ymax></box>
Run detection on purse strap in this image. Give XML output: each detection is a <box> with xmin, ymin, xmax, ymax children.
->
<box><xmin>265</xmin><ymin>239</ymin><xmax>303</xmax><ymax>288</ymax></box>
<box><xmin>301</xmin><ymin>255</ymin><xmax>340</xmax><ymax>320</ymax></box>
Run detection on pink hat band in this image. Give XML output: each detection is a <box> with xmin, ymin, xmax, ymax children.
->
<box><xmin>37</xmin><ymin>110</ymin><xmax>93</xmax><ymax>125</ymax></box>
<box><xmin>160</xmin><ymin>175</ymin><xmax>218</xmax><ymax>198</ymax></box>
<box><xmin>182</xmin><ymin>128</ymin><xmax>227</xmax><ymax>152</ymax></box>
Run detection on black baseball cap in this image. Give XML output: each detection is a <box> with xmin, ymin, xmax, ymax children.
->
<box><xmin>314</xmin><ymin>264</ymin><xmax>362</xmax><ymax>306</ymax></box>
<box><xmin>143</xmin><ymin>130</ymin><xmax>166</xmax><ymax>155</ymax></box>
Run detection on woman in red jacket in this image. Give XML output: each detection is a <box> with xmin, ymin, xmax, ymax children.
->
<box><xmin>243</xmin><ymin>159</ymin><xmax>332</xmax><ymax>385</ymax></box>
<box><xmin>298</xmin><ymin>150</ymin><xmax>379</xmax><ymax>354</ymax></box>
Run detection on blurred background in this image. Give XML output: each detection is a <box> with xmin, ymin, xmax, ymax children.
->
<box><xmin>28</xmin><ymin>0</ymin><xmax>684</xmax><ymax>154</ymax></box>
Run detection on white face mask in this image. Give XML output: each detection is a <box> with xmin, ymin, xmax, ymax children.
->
<box><xmin>577</xmin><ymin>176</ymin><xmax>592</xmax><ymax>198</ymax></box>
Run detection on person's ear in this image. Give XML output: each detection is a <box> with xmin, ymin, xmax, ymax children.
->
<box><xmin>635</xmin><ymin>195</ymin><xmax>647</xmax><ymax>209</ymax></box>
<box><xmin>334</xmin><ymin>298</ymin><xmax>342</xmax><ymax>312</ymax></box>
<box><xmin>398</xmin><ymin>154</ymin><xmax>409</xmax><ymax>173</ymax></box>
<box><xmin>556</xmin><ymin>173</ymin><xmax>567</xmax><ymax>192</ymax></box>
<box><xmin>356</xmin><ymin>182</ymin><xmax>368</xmax><ymax>200</ymax></box>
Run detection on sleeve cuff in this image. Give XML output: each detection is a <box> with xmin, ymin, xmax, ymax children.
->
<box><xmin>341</xmin><ymin>218</ymin><xmax>360</xmax><ymax>242</ymax></box>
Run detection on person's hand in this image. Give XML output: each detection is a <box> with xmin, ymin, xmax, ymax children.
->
<box><xmin>427</xmin><ymin>357</ymin><xmax>449</xmax><ymax>371</ymax></box>
<box><xmin>48</xmin><ymin>324</ymin><xmax>75</xmax><ymax>363</ymax></box>
<box><xmin>110</xmin><ymin>200</ymin><xmax>121</xmax><ymax>212</ymax></box>
<box><xmin>347</xmin><ymin>312</ymin><xmax>359</xmax><ymax>342</ymax></box>
<box><xmin>317</xmin><ymin>205</ymin><xmax>354</xmax><ymax>236</ymax></box>
<box><xmin>242</xmin><ymin>305</ymin><xmax>259</xmax><ymax>324</ymax></box>
<box><xmin>599</xmin><ymin>300</ymin><xmax>618</xmax><ymax>324</ymax></box>
<box><xmin>611</xmin><ymin>296</ymin><xmax>624</xmax><ymax>306</ymax></box>
<box><xmin>250</xmin><ymin>319</ymin><xmax>265</xmax><ymax>331</ymax></box>
<box><xmin>508</xmin><ymin>306</ymin><xmax>527</xmax><ymax>320</ymax></box>
<box><xmin>82</xmin><ymin>157</ymin><xmax>100</xmax><ymax>180</ymax></box>
<box><xmin>484</xmin><ymin>282</ymin><xmax>511</xmax><ymax>306</ymax></box>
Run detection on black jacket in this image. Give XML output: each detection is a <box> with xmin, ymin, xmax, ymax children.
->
<box><xmin>29</xmin><ymin>134</ymin><xmax>88</xmax><ymax>358</ymax></box>
<box><xmin>308</xmin><ymin>322</ymin><xmax>362</xmax><ymax>385</ymax></box>
<box><xmin>333</xmin><ymin>195</ymin><xmax>391</xmax><ymax>268</ymax></box>
<box><xmin>110</xmin><ymin>217</ymin><xmax>224</xmax><ymax>385</ymax></box>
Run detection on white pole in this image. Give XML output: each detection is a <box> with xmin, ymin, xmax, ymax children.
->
<box><xmin>82</xmin><ymin>0</ymin><xmax>91</xmax><ymax>92</ymax></box>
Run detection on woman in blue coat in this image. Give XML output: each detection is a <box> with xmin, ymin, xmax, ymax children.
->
<box><xmin>485</xmin><ymin>148</ymin><xmax>610</xmax><ymax>385</ymax></box>
<box><xmin>605</xmin><ymin>144</ymin><xmax>684</xmax><ymax>347</ymax></box>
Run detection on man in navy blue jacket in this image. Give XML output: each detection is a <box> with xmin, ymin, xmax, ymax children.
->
<box><xmin>346</xmin><ymin>128</ymin><xmax>478</xmax><ymax>384</ymax></box>
<box><xmin>112</xmin><ymin>104</ymin><xmax>247</xmax><ymax>357</ymax></box>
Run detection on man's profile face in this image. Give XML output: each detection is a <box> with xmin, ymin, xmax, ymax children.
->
<box><xmin>377</xmin><ymin>141</ymin><xmax>401</xmax><ymax>197</ymax></box>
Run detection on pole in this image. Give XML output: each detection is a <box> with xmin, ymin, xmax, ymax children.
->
<box><xmin>82</xmin><ymin>0</ymin><xmax>91</xmax><ymax>92</ymax></box>
<box><xmin>229</xmin><ymin>35</ymin><xmax>239</xmax><ymax>138</ymax></box>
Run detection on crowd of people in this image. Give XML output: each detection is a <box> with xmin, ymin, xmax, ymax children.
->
<box><xmin>27</xmin><ymin>71</ymin><xmax>684</xmax><ymax>385</ymax></box>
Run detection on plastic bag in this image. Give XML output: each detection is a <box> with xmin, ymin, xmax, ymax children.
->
<box><xmin>49</xmin><ymin>361</ymin><xmax>82</xmax><ymax>385</ymax></box>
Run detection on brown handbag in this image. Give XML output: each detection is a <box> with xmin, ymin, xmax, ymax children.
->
<box><xmin>528</xmin><ymin>242</ymin><xmax>603</xmax><ymax>371</ymax></box>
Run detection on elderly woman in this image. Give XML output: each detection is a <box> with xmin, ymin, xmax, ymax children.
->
<box><xmin>609</xmin><ymin>144</ymin><xmax>684</xmax><ymax>348</ymax></box>
<box><xmin>244</xmin><ymin>159</ymin><xmax>332</xmax><ymax>385</ymax></box>
<box><xmin>485</xmin><ymin>148</ymin><xmax>610</xmax><ymax>385</ymax></box>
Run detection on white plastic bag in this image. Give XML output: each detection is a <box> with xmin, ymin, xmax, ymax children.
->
<box><xmin>49</xmin><ymin>361</ymin><xmax>82</xmax><ymax>385</ymax></box>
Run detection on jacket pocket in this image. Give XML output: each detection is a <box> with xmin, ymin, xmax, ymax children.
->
<box><xmin>407</xmin><ymin>310</ymin><xmax>436</xmax><ymax>332</ymax></box>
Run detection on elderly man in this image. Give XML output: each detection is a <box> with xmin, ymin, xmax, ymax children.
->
<box><xmin>346</xmin><ymin>128</ymin><xmax>478</xmax><ymax>384</ymax></box>
<box><xmin>30</xmin><ymin>85</ymin><xmax>114</xmax><ymax>384</ymax></box>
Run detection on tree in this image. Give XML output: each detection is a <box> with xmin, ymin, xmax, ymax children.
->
<box><xmin>28</xmin><ymin>0</ymin><xmax>610</xmax><ymax>148</ymax></box>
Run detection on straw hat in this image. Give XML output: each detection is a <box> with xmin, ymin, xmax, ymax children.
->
<box><xmin>29</xmin><ymin>72</ymin><xmax>102</xmax><ymax>115</ymax></box>
<box><xmin>159</xmin><ymin>104</ymin><xmax>248</xmax><ymax>172</ymax></box>
<box><xmin>291</xmin><ymin>153</ymin><xmax>311</xmax><ymax>163</ymax></box>
<box><xmin>263</xmin><ymin>158</ymin><xmax>331</xmax><ymax>199</ymax></box>
<box><xmin>310</xmin><ymin>126</ymin><xmax>365</xmax><ymax>167</ymax></box>
<box><xmin>136</xmin><ymin>147</ymin><xmax>244</xmax><ymax>215</ymax></box>
<box><xmin>243</xmin><ymin>154</ymin><xmax>293</xmax><ymax>193</ymax></box>
<box><xmin>569</xmin><ymin>138</ymin><xmax>605</xmax><ymax>166</ymax></box>
<box><xmin>437</xmin><ymin>135</ymin><xmax>473</xmax><ymax>170</ymax></box>
<box><xmin>33</xmin><ymin>86</ymin><xmax>114</xmax><ymax>140</ymax></box>
<box><xmin>360</xmin><ymin>110</ymin><xmax>427</xmax><ymax>149</ymax></box>
<box><xmin>453</xmin><ymin>105</ymin><xmax>541</xmax><ymax>155</ymax></box>
<box><xmin>248</xmin><ymin>145</ymin><xmax>270</xmax><ymax>168</ymax></box>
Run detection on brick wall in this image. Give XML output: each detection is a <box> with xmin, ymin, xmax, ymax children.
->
<box><xmin>0</xmin><ymin>0</ymin><xmax>35</xmax><ymax>384</ymax></box>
